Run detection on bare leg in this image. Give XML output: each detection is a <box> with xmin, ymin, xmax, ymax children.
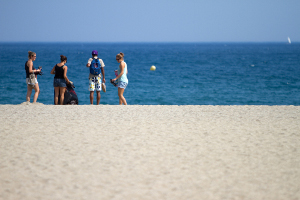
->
<box><xmin>54</xmin><ymin>87</ymin><xmax>60</xmax><ymax>105</ymax></box>
<box><xmin>90</xmin><ymin>91</ymin><xmax>94</xmax><ymax>105</ymax></box>
<box><xmin>26</xmin><ymin>85</ymin><xmax>33</xmax><ymax>102</ymax></box>
<box><xmin>118</xmin><ymin>88</ymin><xmax>127</xmax><ymax>105</ymax></box>
<box><xmin>96</xmin><ymin>91</ymin><xmax>101</xmax><ymax>105</ymax></box>
<box><xmin>33</xmin><ymin>83</ymin><xmax>40</xmax><ymax>103</ymax></box>
<box><xmin>60</xmin><ymin>87</ymin><xmax>66</xmax><ymax>105</ymax></box>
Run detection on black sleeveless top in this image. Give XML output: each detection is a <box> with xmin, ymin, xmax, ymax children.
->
<box><xmin>25</xmin><ymin>61</ymin><xmax>35</xmax><ymax>78</ymax></box>
<box><xmin>54</xmin><ymin>64</ymin><xmax>65</xmax><ymax>79</ymax></box>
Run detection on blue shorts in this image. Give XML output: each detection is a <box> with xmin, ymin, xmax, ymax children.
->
<box><xmin>118</xmin><ymin>81</ymin><xmax>128</xmax><ymax>89</ymax></box>
<box><xmin>53</xmin><ymin>78</ymin><xmax>67</xmax><ymax>87</ymax></box>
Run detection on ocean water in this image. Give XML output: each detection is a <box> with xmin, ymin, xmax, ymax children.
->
<box><xmin>0</xmin><ymin>42</ymin><xmax>299</xmax><ymax>105</ymax></box>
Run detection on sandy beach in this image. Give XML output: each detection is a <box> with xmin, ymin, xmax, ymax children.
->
<box><xmin>0</xmin><ymin>104</ymin><xmax>299</xmax><ymax>200</ymax></box>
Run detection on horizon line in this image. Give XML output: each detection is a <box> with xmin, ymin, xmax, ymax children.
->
<box><xmin>0</xmin><ymin>41</ymin><xmax>299</xmax><ymax>44</ymax></box>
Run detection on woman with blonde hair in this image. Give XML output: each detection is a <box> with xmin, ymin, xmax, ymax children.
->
<box><xmin>51</xmin><ymin>55</ymin><xmax>70</xmax><ymax>105</ymax></box>
<box><xmin>25</xmin><ymin>51</ymin><xmax>41</xmax><ymax>103</ymax></box>
<box><xmin>112</xmin><ymin>52</ymin><xmax>128</xmax><ymax>105</ymax></box>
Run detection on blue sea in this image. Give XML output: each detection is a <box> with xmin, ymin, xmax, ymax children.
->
<box><xmin>0</xmin><ymin>42</ymin><xmax>299</xmax><ymax>105</ymax></box>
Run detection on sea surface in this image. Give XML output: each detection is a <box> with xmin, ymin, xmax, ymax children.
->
<box><xmin>0</xmin><ymin>42</ymin><xmax>299</xmax><ymax>105</ymax></box>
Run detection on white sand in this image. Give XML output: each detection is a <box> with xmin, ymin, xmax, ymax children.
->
<box><xmin>0</xmin><ymin>104</ymin><xmax>299</xmax><ymax>200</ymax></box>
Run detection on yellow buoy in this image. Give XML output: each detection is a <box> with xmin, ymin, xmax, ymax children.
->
<box><xmin>150</xmin><ymin>65</ymin><xmax>156</xmax><ymax>71</ymax></box>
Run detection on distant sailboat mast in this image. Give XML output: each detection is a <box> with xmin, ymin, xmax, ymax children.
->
<box><xmin>287</xmin><ymin>37</ymin><xmax>291</xmax><ymax>44</ymax></box>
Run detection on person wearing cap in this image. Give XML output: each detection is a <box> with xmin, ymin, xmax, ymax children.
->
<box><xmin>86</xmin><ymin>50</ymin><xmax>106</xmax><ymax>105</ymax></box>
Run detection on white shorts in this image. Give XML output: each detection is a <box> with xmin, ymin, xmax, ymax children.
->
<box><xmin>89</xmin><ymin>76</ymin><xmax>102</xmax><ymax>91</ymax></box>
<box><xmin>26</xmin><ymin>78</ymin><xmax>38</xmax><ymax>85</ymax></box>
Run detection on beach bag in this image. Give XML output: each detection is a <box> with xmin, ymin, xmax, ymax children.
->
<box><xmin>102</xmin><ymin>82</ymin><xmax>106</xmax><ymax>92</ymax></box>
<box><xmin>28</xmin><ymin>73</ymin><xmax>36</xmax><ymax>87</ymax></box>
<box><xmin>90</xmin><ymin>58</ymin><xmax>101</xmax><ymax>75</ymax></box>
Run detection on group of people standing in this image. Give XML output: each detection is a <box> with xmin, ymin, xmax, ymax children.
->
<box><xmin>25</xmin><ymin>50</ymin><xmax>128</xmax><ymax>105</ymax></box>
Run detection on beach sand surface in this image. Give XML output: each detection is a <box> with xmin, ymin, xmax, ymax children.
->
<box><xmin>0</xmin><ymin>105</ymin><xmax>299</xmax><ymax>200</ymax></box>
